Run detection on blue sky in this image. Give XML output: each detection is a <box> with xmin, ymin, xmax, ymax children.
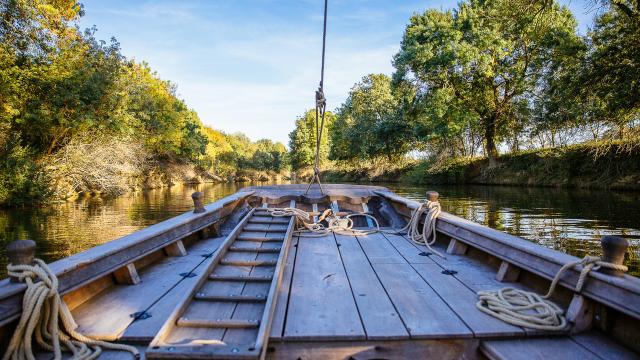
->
<box><xmin>79</xmin><ymin>0</ymin><xmax>597</xmax><ymax>144</ymax></box>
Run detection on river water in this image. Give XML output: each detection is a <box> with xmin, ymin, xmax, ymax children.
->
<box><xmin>1</xmin><ymin>182</ymin><xmax>638</xmax><ymax>277</ymax></box>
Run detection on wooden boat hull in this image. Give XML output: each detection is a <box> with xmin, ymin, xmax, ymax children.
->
<box><xmin>0</xmin><ymin>184</ymin><xmax>638</xmax><ymax>359</ymax></box>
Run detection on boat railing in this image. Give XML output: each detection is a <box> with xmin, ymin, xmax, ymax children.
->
<box><xmin>375</xmin><ymin>190</ymin><xmax>640</xmax><ymax>322</ymax></box>
<box><xmin>0</xmin><ymin>190</ymin><xmax>254</xmax><ymax>327</ymax></box>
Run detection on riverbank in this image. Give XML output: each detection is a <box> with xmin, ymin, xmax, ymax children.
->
<box><xmin>322</xmin><ymin>141</ymin><xmax>640</xmax><ymax>190</ymax></box>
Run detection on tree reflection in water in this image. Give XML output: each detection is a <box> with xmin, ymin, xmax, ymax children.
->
<box><xmin>0</xmin><ymin>183</ymin><xmax>638</xmax><ymax>278</ymax></box>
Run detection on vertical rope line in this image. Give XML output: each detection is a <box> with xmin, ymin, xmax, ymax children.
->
<box><xmin>305</xmin><ymin>0</ymin><xmax>328</xmax><ymax>195</ymax></box>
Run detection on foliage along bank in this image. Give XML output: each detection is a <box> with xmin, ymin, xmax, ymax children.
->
<box><xmin>288</xmin><ymin>0</ymin><xmax>640</xmax><ymax>188</ymax></box>
<box><xmin>0</xmin><ymin>0</ymin><xmax>288</xmax><ymax>207</ymax></box>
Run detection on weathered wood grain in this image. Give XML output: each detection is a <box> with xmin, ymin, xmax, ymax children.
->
<box><xmin>0</xmin><ymin>190</ymin><xmax>254</xmax><ymax>327</ymax></box>
<box><xmin>479</xmin><ymin>338</ymin><xmax>600</xmax><ymax>360</ymax></box>
<box><xmin>334</xmin><ymin>234</ymin><xmax>409</xmax><ymax>340</ymax></box>
<box><xmin>571</xmin><ymin>330</ymin><xmax>638</xmax><ymax>360</ymax></box>
<box><xmin>284</xmin><ymin>234</ymin><xmax>365</xmax><ymax>341</ymax></box>
<box><xmin>267</xmin><ymin>339</ymin><xmax>479</xmax><ymax>360</ymax></box>
<box><xmin>356</xmin><ymin>232</ymin><xmax>406</xmax><ymax>264</ymax></box>
<box><xmin>373</xmin><ymin>263</ymin><xmax>472</xmax><ymax>339</ymax></box>
<box><xmin>122</xmin><ymin>238</ymin><xmax>226</xmax><ymax>342</ymax></box>
<box><xmin>269</xmin><ymin>236</ymin><xmax>298</xmax><ymax>341</ymax></box>
<box><xmin>72</xmin><ymin>236</ymin><xmax>225</xmax><ymax>341</ymax></box>
<box><xmin>412</xmin><ymin>262</ymin><xmax>524</xmax><ymax>338</ymax></box>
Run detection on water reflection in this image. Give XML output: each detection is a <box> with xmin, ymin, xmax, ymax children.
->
<box><xmin>0</xmin><ymin>182</ymin><xmax>638</xmax><ymax>277</ymax></box>
<box><xmin>386</xmin><ymin>184</ymin><xmax>640</xmax><ymax>275</ymax></box>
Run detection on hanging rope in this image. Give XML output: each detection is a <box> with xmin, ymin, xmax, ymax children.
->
<box><xmin>3</xmin><ymin>259</ymin><xmax>139</xmax><ymax>360</ymax></box>
<box><xmin>394</xmin><ymin>200</ymin><xmax>445</xmax><ymax>258</ymax></box>
<box><xmin>476</xmin><ymin>256</ymin><xmax>628</xmax><ymax>331</ymax></box>
<box><xmin>305</xmin><ymin>0</ymin><xmax>329</xmax><ymax>195</ymax></box>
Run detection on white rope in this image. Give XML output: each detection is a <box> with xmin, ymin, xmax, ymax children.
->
<box><xmin>264</xmin><ymin>200</ymin><xmax>443</xmax><ymax>255</ymax></box>
<box><xmin>393</xmin><ymin>201</ymin><xmax>445</xmax><ymax>258</ymax></box>
<box><xmin>3</xmin><ymin>259</ymin><xmax>139</xmax><ymax>360</ymax></box>
<box><xmin>476</xmin><ymin>256</ymin><xmax>628</xmax><ymax>331</ymax></box>
<box><xmin>267</xmin><ymin>207</ymin><xmax>381</xmax><ymax>237</ymax></box>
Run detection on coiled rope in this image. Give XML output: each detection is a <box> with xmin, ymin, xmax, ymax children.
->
<box><xmin>266</xmin><ymin>199</ymin><xmax>444</xmax><ymax>258</ymax></box>
<box><xmin>393</xmin><ymin>200</ymin><xmax>445</xmax><ymax>258</ymax></box>
<box><xmin>476</xmin><ymin>255</ymin><xmax>628</xmax><ymax>331</ymax></box>
<box><xmin>3</xmin><ymin>259</ymin><xmax>139</xmax><ymax>360</ymax></box>
<box><xmin>268</xmin><ymin>207</ymin><xmax>381</xmax><ymax>237</ymax></box>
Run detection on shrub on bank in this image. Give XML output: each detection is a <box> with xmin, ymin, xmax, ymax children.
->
<box><xmin>0</xmin><ymin>137</ymin><xmax>50</xmax><ymax>207</ymax></box>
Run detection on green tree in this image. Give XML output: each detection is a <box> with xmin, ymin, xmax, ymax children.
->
<box><xmin>288</xmin><ymin>109</ymin><xmax>335</xmax><ymax>171</ymax></box>
<box><xmin>393</xmin><ymin>0</ymin><xmax>580</xmax><ymax>160</ymax></box>
<box><xmin>580</xmin><ymin>1</ymin><xmax>639</xmax><ymax>137</ymax></box>
<box><xmin>330</xmin><ymin>74</ymin><xmax>412</xmax><ymax>161</ymax></box>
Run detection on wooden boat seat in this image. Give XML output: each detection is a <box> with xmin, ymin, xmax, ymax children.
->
<box><xmin>479</xmin><ymin>330</ymin><xmax>638</xmax><ymax>360</ymax></box>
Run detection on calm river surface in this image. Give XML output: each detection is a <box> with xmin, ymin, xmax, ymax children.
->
<box><xmin>1</xmin><ymin>182</ymin><xmax>638</xmax><ymax>277</ymax></box>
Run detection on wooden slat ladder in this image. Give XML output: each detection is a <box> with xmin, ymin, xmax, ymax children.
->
<box><xmin>146</xmin><ymin>202</ymin><xmax>296</xmax><ymax>359</ymax></box>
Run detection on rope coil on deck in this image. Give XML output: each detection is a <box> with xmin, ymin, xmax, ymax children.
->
<box><xmin>476</xmin><ymin>256</ymin><xmax>628</xmax><ymax>331</ymax></box>
<box><xmin>267</xmin><ymin>207</ymin><xmax>381</xmax><ymax>237</ymax></box>
<box><xmin>265</xmin><ymin>198</ymin><xmax>445</xmax><ymax>259</ymax></box>
<box><xmin>3</xmin><ymin>259</ymin><xmax>139</xmax><ymax>360</ymax></box>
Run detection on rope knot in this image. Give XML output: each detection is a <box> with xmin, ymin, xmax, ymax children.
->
<box><xmin>4</xmin><ymin>259</ymin><xmax>139</xmax><ymax>360</ymax></box>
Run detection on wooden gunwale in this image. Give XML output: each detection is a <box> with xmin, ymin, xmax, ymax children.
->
<box><xmin>0</xmin><ymin>190</ymin><xmax>255</xmax><ymax>327</ymax></box>
<box><xmin>374</xmin><ymin>190</ymin><xmax>640</xmax><ymax>320</ymax></box>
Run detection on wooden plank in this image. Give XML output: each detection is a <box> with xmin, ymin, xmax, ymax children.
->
<box><xmin>112</xmin><ymin>263</ymin><xmax>140</xmax><ymax>285</ymax></box>
<box><xmin>164</xmin><ymin>240</ymin><xmax>187</xmax><ymax>257</ymax></box>
<box><xmin>375</xmin><ymin>189</ymin><xmax>640</xmax><ymax>320</ymax></box>
<box><xmin>267</xmin><ymin>339</ymin><xmax>478</xmax><ymax>360</ymax></box>
<box><xmin>480</xmin><ymin>338</ymin><xmax>601</xmax><ymax>360</ymax></box>
<box><xmin>382</xmin><ymin>232</ymin><xmax>436</xmax><ymax>264</ymax></box>
<box><xmin>270</xmin><ymin>236</ymin><xmax>298</xmax><ymax>341</ymax></box>
<box><xmin>121</xmin><ymin>238</ymin><xmax>227</xmax><ymax>341</ymax></box>
<box><xmin>177</xmin><ymin>318</ymin><xmax>260</xmax><ymax>328</ymax></box>
<box><xmin>226</xmin><ymin>200</ymin><xmax>297</xmax><ymax>355</ymax></box>
<box><xmin>284</xmin><ymin>234</ymin><xmax>365</xmax><ymax>340</ymax></box>
<box><xmin>209</xmin><ymin>274</ymin><xmax>272</xmax><ymax>282</ymax></box>
<box><xmin>72</xmin><ymin>237</ymin><xmax>225</xmax><ymax>341</ymax></box>
<box><xmin>571</xmin><ymin>330</ymin><xmax>638</xmax><ymax>360</ymax></box>
<box><xmin>356</xmin><ymin>232</ymin><xmax>406</xmax><ymax>264</ymax></box>
<box><xmin>146</xmin><ymin>209</ymin><xmax>255</xmax><ymax>352</ymax></box>
<box><xmin>565</xmin><ymin>294</ymin><xmax>594</xmax><ymax>333</ymax></box>
<box><xmin>496</xmin><ymin>261</ymin><xmax>520</xmax><ymax>282</ymax></box>
<box><xmin>446</xmin><ymin>239</ymin><xmax>468</xmax><ymax>255</ymax></box>
<box><xmin>334</xmin><ymin>234</ymin><xmax>409</xmax><ymax>340</ymax></box>
<box><xmin>411</xmin><ymin>263</ymin><xmax>524</xmax><ymax>337</ymax></box>
<box><xmin>372</xmin><ymin>263</ymin><xmax>472</xmax><ymax>339</ymax></box>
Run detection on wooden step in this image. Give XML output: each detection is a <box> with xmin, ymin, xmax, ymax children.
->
<box><xmin>195</xmin><ymin>293</ymin><xmax>267</xmax><ymax>302</ymax></box>
<box><xmin>249</xmin><ymin>218</ymin><xmax>289</xmax><ymax>225</ymax></box>
<box><xmin>229</xmin><ymin>246</ymin><xmax>282</xmax><ymax>253</ymax></box>
<box><xmin>220</xmin><ymin>259</ymin><xmax>277</xmax><ymax>266</ymax></box>
<box><xmin>209</xmin><ymin>274</ymin><xmax>273</xmax><ymax>282</ymax></box>
<box><xmin>237</xmin><ymin>235</ymin><xmax>284</xmax><ymax>242</ymax></box>
<box><xmin>243</xmin><ymin>226</ymin><xmax>287</xmax><ymax>233</ymax></box>
<box><xmin>177</xmin><ymin>317</ymin><xmax>260</xmax><ymax>328</ymax></box>
<box><xmin>147</xmin><ymin>202</ymin><xmax>296</xmax><ymax>359</ymax></box>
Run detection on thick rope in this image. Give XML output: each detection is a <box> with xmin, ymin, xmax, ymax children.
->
<box><xmin>305</xmin><ymin>0</ymin><xmax>329</xmax><ymax>195</ymax></box>
<box><xmin>476</xmin><ymin>256</ymin><xmax>628</xmax><ymax>331</ymax></box>
<box><xmin>268</xmin><ymin>207</ymin><xmax>380</xmax><ymax>237</ymax></box>
<box><xmin>265</xmin><ymin>199</ymin><xmax>443</xmax><ymax>254</ymax></box>
<box><xmin>394</xmin><ymin>201</ymin><xmax>445</xmax><ymax>258</ymax></box>
<box><xmin>3</xmin><ymin>259</ymin><xmax>139</xmax><ymax>360</ymax></box>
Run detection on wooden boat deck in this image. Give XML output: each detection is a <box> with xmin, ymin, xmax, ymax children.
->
<box><xmin>59</xmin><ymin>229</ymin><xmax>592</xmax><ymax>358</ymax></box>
<box><xmin>2</xmin><ymin>185</ymin><xmax>636</xmax><ymax>359</ymax></box>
